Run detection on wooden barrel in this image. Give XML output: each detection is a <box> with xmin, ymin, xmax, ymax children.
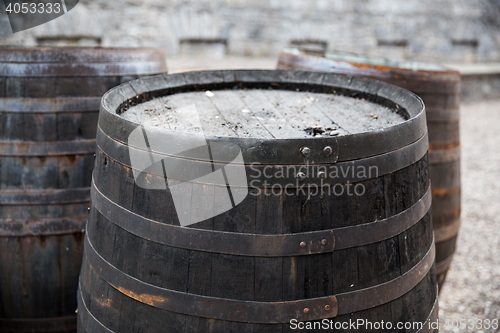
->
<box><xmin>0</xmin><ymin>48</ymin><xmax>167</xmax><ymax>333</ymax></box>
<box><xmin>278</xmin><ymin>49</ymin><xmax>461</xmax><ymax>290</ymax></box>
<box><xmin>78</xmin><ymin>70</ymin><xmax>438</xmax><ymax>332</ymax></box>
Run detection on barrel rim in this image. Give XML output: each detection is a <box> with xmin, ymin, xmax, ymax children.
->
<box><xmin>0</xmin><ymin>47</ymin><xmax>166</xmax><ymax>63</ymax></box>
<box><xmin>280</xmin><ymin>48</ymin><xmax>461</xmax><ymax>78</ymax></box>
<box><xmin>0</xmin><ymin>62</ymin><xmax>167</xmax><ymax>77</ymax></box>
<box><xmin>0</xmin><ymin>47</ymin><xmax>167</xmax><ymax>77</ymax></box>
<box><xmin>98</xmin><ymin>70</ymin><xmax>427</xmax><ymax>164</ymax></box>
<box><xmin>95</xmin><ymin>128</ymin><xmax>429</xmax><ymax>184</ymax></box>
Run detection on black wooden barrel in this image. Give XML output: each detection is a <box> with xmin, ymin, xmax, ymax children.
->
<box><xmin>78</xmin><ymin>70</ymin><xmax>438</xmax><ymax>332</ymax></box>
<box><xmin>278</xmin><ymin>49</ymin><xmax>461</xmax><ymax>290</ymax></box>
<box><xmin>0</xmin><ymin>48</ymin><xmax>167</xmax><ymax>333</ymax></box>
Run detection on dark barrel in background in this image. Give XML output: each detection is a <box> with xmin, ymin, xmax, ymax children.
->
<box><xmin>278</xmin><ymin>48</ymin><xmax>461</xmax><ymax>290</ymax></box>
<box><xmin>79</xmin><ymin>70</ymin><xmax>438</xmax><ymax>332</ymax></box>
<box><xmin>0</xmin><ymin>48</ymin><xmax>167</xmax><ymax>333</ymax></box>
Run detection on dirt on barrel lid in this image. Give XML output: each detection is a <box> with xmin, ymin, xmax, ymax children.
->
<box><xmin>121</xmin><ymin>88</ymin><xmax>406</xmax><ymax>139</ymax></box>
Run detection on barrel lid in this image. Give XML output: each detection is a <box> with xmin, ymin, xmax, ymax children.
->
<box><xmin>279</xmin><ymin>48</ymin><xmax>461</xmax><ymax>83</ymax></box>
<box><xmin>98</xmin><ymin>70</ymin><xmax>427</xmax><ymax>165</ymax></box>
<box><xmin>122</xmin><ymin>88</ymin><xmax>406</xmax><ymax>137</ymax></box>
<box><xmin>0</xmin><ymin>47</ymin><xmax>167</xmax><ymax>77</ymax></box>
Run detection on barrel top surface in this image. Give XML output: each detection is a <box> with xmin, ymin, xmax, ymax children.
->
<box><xmin>121</xmin><ymin>89</ymin><xmax>406</xmax><ymax>139</ymax></box>
<box><xmin>281</xmin><ymin>48</ymin><xmax>460</xmax><ymax>78</ymax></box>
<box><xmin>99</xmin><ymin>70</ymin><xmax>426</xmax><ymax>164</ymax></box>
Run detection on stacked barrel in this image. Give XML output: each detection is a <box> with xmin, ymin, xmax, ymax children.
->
<box><xmin>278</xmin><ymin>49</ymin><xmax>461</xmax><ymax>290</ymax></box>
<box><xmin>0</xmin><ymin>48</ymin><xmax>166</xmax><ymax>333</ymax></box>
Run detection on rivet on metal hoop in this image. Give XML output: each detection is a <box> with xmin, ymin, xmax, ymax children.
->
<box><xmin>303</xmin><ymin>308</ymin><xmax>310</xmax><ymax>314</ymax></box>
<box><xmin>300</xmin><ymin>241</ymin><xmax>307</xmax><ymax>248</ymax></box>
<box><xmin>324</xmin><ymin>146</ymin><xmax>333</xmax><ymax>156</ymax></box>
<box><xmin>300</xmin><ymin>147</ymin><xmax>311</xmax><ymax>157</ymax></box>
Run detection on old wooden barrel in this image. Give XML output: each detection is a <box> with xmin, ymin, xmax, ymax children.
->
<box><xmin>79</xmin><ymin>70</ymin><xmax>438</xmax><ymax>332</ymax></box>
<box><xmin>278</xmin><ymin>48</ymin><xmax>461</xmax><ymax>290</ymax></box>
<box><xmin>0</xmin><ymin>48</ymin><xmax>167</xmax><ymax>333</ymax></box>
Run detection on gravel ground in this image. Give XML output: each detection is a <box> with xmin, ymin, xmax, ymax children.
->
<box><xmin>438</xmin><ymin>100</ymin><xmax>500</xmax><ymax>333</ymax></box>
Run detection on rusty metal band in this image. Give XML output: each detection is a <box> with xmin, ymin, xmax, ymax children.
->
<box><xmin>84</xmin><ymin>232</ymin><xmax>338</xmax><ymax>324</ymax></box>
<box><xmin>425</xmin><ymin>108</ymin><xmax>460</xmax><ymax>122</ymax></box>
<box><xmin>0</xmin><ymin>216</ymin><xmax>87</xmax><ymax>237</ymax></box>
<box><xmin>429</xmin><ymin>142</ymin><xmax>460</xmax><ymax>152</ymax></box>
<box><xmin>434</xmin><ymin>218</ymin><xmax>461</xmax><ymax>243</ymax></box>
<box><xmin>91</xmin><ymin>179</ymin><xmax>430</xmax><ymax>256</ymax></box>
<box><xmin>432</xmin><ymin>187</ymin><xmax>460</xmax><ymax>197</ymax></box>
<box><xmin>416</xmin><ymin>291</ymin><xmax>439</xmax><ymax>333</ymax></box>
<box><xmin>0</xmin><ymin>97</ymin><xmax>101</xmax><ymax>113</ymax></box>
<box><xmin>428</xmin><ymin>146</ymin><xmax>460</xmax><ymax>164</ymax></box>
<box><xmin>84</xmin><ymin>232</ymin><xmax>434</xmax><ymax>324</ymax></box>
<box><xmin>91</xmin><ymin>180</ymin><xmax>334</xmax><ymax>257</ymax></box>
<box><xmin>0</xmin><ymin>139</ymin><xmax>96</xmax><ymax>156</ymax></box>
<box><xmin>277</xmin><ymin>50</ymin><xmax>460</xmax><ymax>94</ymax></box>
<box><xmin>278</xmin><ymin>49</ymin><xmax>461</xmax><ymax>88</ymax></box>
<box><xmin>335</xmin><ymin>241</ymin><xmax>435</xmax><ymax>315</ymax></box>
<box><xmin>436</xmin><ymin>250</ymin><xmax>455</xmax><ymax>275</ymax></box>
<box><xmin>0</xmin><ymin>62</ymin><xmax>166</xmax><ymax>77</ymax></box>
<box><xmin>98</xmin><ymin>70</ymin><xmax>427</xmax><ymax>165</ymax></box>
<box><xmin>95</xmin><ymin>126</ymin><xmax>428</xmax><ymax>187</ymax></box>
<box><xmin>77</xmin><ymin>286</ymin><xmax>113</xmax><ymax>333</ymax></box>
<box><xmin>0</xmin><ymin>187</ymin><xmax>90</xmax><ymax>205</ymax></box>
<box><xmin>0</xmin><ymin>315</ymin><xmax>77</xmax><ymax>333</ymax></box>
<box><xmin>78</xmin><ymin>280</ymin><xmax>439</xmax><ymax>333</ymax></box>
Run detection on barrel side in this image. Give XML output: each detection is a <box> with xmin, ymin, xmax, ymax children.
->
<box><xmin>79</xmin><ymin>150</ymin><xmax>436</xmax><ymax>332</ymax></box>
<box><xmin>78</xmin><ymin>71</ymin><xmax>437</xmax><ymax>332</ymax></box>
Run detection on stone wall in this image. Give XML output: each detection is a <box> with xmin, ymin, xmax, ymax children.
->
<box><xmin>1</xmin><ymin>0</ymin><xmax>499</xmax><ymax>63</ymax></box>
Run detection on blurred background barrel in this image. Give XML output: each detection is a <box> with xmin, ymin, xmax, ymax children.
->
<box><xmin>0</xmin><ymin>48</ymin><xmax>167</xmax><ymax>333</ymax></box>
<box><xmin>278</xmin><ymin>49</ymin><xmax>461</xmax><ymax>291</ymax></box>
<box><xmin>79</xmin><ymin>70</ymin><xmax>437</xmax><ymax>332</ymax></box>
